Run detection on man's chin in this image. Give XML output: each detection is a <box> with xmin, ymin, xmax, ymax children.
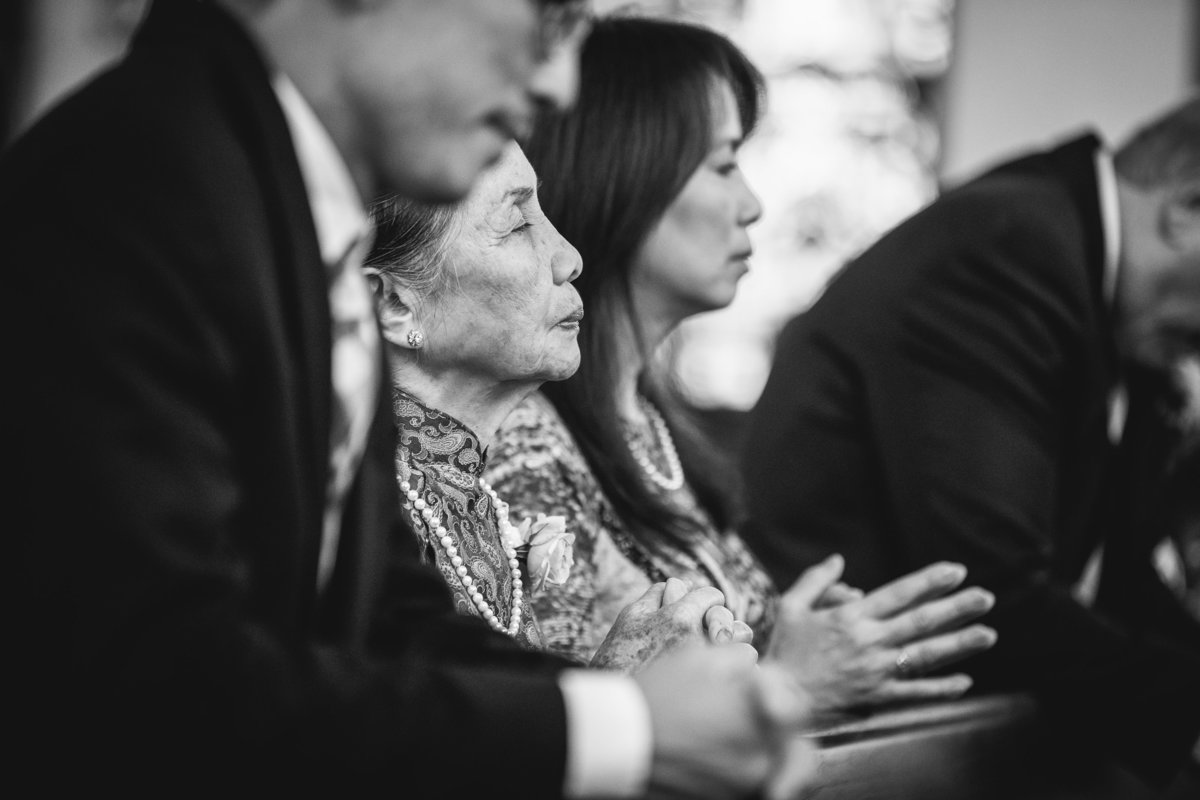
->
<box><xmin>385</xmin><ymin>148</ymin><xmax>500</xmax><ymax>205</ymax></box>
<box><xmin>395</xmin><ymin>177</ymin><xmax>473</xmax><ymax>206</ymax></box>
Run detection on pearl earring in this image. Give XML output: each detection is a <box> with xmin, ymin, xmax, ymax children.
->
<box><xmin>407</xmin><ymin>329</ymin><xmax>425</xmax><ymax>349</ymax></box>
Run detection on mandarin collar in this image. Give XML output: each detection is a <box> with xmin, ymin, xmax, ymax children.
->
<box><xmin>392</xmin><ymin>389</ymin><xmax>487</xmax><ymax>479</ymax></box>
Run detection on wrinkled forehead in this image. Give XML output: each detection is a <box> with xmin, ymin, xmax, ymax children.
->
<box><xmin>459</xmin><ymin>142</ymin><xmax>538</xmax><ymax>218</ymax></box>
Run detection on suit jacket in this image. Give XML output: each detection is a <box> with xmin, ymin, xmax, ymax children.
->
<box><xmin>740</xmin><ymin>133</ymin><xmax>1200</xmax><ymax>784</ymax></box>
<box><xmin>3</xmin><ymin>1</ymin><xmax>569</xmax><ymax>794</ymax></box>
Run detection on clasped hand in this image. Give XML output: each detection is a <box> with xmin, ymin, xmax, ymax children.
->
<box><xmin>591</xmin><ymin>577</ymin><xmax>754</xmax><ymax>671</ymax></box>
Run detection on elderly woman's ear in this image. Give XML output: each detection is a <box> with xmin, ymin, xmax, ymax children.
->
<box><xmin>364</xmin><ymin>267</ymin><xmax>425</xmax><ymax>350</ymax></box>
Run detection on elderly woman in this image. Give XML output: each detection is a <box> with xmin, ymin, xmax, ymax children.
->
<box><xmin>364</xmin><ymin>140</ymin><xmax>744</xmax><ymax>669</ymax></box>
<box><xmin>366</xmin><ymin>93</ymin><xmax>993</xmax><ymax>711</ymax></box>
<box><xmin>485</xmin><ymin>14</ymin><xmax>998</xmax><ymax>721</ymax></box>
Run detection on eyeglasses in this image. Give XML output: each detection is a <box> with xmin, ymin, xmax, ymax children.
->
<box><xmin>536</xmin><ymin>0</ymin><xmax>591</xmax><ymax>61</ymax></box>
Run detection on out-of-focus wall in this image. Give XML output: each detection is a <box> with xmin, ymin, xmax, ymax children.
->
<box><xmin>940</xmin><ymin>0</ymin><xmax>1196</xmax><ymax>184</ymax></box>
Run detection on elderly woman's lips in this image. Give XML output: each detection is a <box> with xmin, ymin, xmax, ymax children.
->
<box><xmin>557</xmin><ymin>307</ymin><xmax>585</xmax><ymax>326</ymax></box>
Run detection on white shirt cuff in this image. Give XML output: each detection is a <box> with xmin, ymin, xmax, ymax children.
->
<box><xmin>558</xmin><ymin>668</ymin><xmax>653</xmax><ymax>798</ymax></box>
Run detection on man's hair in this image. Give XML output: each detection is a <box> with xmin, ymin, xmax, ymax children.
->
<box><xmin>1114</xmin><ymin>95</ymin><xmax>1200</xmax><ymax>189</ymax></box>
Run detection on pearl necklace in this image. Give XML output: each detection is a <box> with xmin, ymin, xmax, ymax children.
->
<box><xmin>399</xmin><ymin>474</ymin><xmax>524</xmax><ymax>637</ymax></box>
<box><xmin>624</xmin><ymin>395</ymin><xmax>685</xmax><ymax>492</ymax></box>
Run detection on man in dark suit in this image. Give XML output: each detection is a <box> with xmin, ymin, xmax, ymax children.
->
<box><xmin>740</xmin><ymin>96</ymin><xmax>1200</xmax><ymax>788</ymax></box>
<box><xmin>3</xmin><ymin>1</ymin><xmax>816</xmax><ymax>796</ymax></box>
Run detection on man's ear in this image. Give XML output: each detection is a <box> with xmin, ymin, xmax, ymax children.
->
<box><xmin>1161</xmin><ymin>180</ymin><xmax>1200</xmax><ymax>251</ymax></box>
<box><xmin>364</xmin><ymin>268</ymin><xmax>423</xmax><ymax>348</ymax></box>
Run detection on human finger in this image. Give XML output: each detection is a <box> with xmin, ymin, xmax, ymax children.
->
<box><xmin>704</xmin><ymin>604</ymin><xmax>737</xmax><ymax>643</ymax></box>
<box><xmin>765</xmin><ymin>733</ymin><xmax>818</xmax><ymax>800</ymax></box>
<box><xmin>709</xmin><ymin>640</ymin><xmax>760</xmax><ymax>670</ymax></box>
<box><xmin>756</xmin><ymin>668</ymin><xmax>818</xmax><ymax>800</ymax></box>
<box><xmin>662</xmin><ymin>576</ymin><xmax>691</xmax><ymax>605</ymax></box>
<box><xmin>855</xmin><ymin>562</ymin><xmax>967</xmax><ymax>619</ymax></box>
<box><xmin>730</xmin><ymin>641</ymin><xmax>760</xmax><ymax>665</ymax></box>
<box><xmin>779</xmin><ymin>554</ymin><xmax>845</xmax><ymax>615</ymax></box>
<box><xmin>629</xmin><ymin>581</ymin><xmax>668</xmax><ymax>611</ymax></box>
<box><xmin>877</xmin><ymin>587</ymin><xmax>995</xmax><ymax>646</ymax></box>
<box><xmin>671</xmin><ymin>585</ymin><xmax>728</xmax><ymax>620</ymax></box>
<box><xmin>890</xmin><ymin>624</ymin><xmax>997</xmax><ymax>676</ymax></box>
<box><xmin>872</xmin><ymin>673</ymin><xmax>974</xmax><ymax>704</ymax></box>
<box><xmin>754</xmin><ymin>662</ymin><xmax>812</xmax><ymax>731</ymax></box>
<box><xmin>815</xmin><ymin>581</ymin><xmax>864</xmax><ymax>609</ymax></box>
<box><xmin>730</xmin><ymin>620</ymin><xmax>755</xmax><ymax>645</ymax></box>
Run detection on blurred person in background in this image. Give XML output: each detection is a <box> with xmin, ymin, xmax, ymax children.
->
<box><xmin>741</xmin><ymin>94</ymin><xmax>1200</xmax><ymax>791</ymax></box>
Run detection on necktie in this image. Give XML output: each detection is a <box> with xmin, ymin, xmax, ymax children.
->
<box><xmin>319</xmin><ymin>226</ymin><xmax>380</xmax><ymax>592</ymax></box>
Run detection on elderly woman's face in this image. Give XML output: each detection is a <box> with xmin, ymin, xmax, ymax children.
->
<box><xmin>422</xmin><ymin>142</ymin><xmax>584</xmax><ymax>386</ymax></box>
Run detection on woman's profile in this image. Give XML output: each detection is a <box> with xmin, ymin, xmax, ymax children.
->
<box><xmin>486</xmin><ymin>13</ymin><xmax>998</xmax><ymax>722</ymax></box>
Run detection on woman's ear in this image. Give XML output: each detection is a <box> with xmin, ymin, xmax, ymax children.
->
<box><xmin>364</xmin><ymin>268</ymin><xmax>424</xmax><ymax>349</ymax></box>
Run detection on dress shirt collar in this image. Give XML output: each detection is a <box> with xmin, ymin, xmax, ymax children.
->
<box><xmin>1095</xmin><ymin>147</ymin><xmax>1121</xmax><ymax>312</ymax></box>
<box><xmin>1095</xmin><ymin>147</ymin><xmax>1127</xmax><ymax>445</ymax></box>
<box><xmin>271</xmin><ymin>72</ymin><xmax>371</xmax><ymax>265</ymax></box>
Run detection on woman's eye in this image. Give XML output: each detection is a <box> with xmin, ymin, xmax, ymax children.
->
<box><xmin>715</xmin><ymin>162</ymin><xmax>737</xmax><ymax>176</ymax></box>
<box><xmin>510</xmin><ymin>220</ymin><xmax>532</xmax><ymax>235</ymax></box>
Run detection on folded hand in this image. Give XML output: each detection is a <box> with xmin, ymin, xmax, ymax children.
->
<box><xmin>592</xmin><ymin>577</ymin><xmax>756</xmax><ymax>672</ymax></box>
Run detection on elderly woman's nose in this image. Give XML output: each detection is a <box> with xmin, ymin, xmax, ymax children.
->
<box><xmin>551</xmin><ymin>239</ymin><xmax>583</xmax><ymax>283</ymax></box>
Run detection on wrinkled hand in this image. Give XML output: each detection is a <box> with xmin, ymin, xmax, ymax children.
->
<box><xmin>592</xmin><ymin>578</ymin><xmax>751</xmax><ymax>672</ymax></box>
<box><xmin>702</xmin><ymin>602</ymin><xmax>755</xmax><ymax>646</ymax></box>
<box><xmin>665</xmin><ymin>579</ymin><xmax>753</xmax><ymax>646</ymax></box>
<box><xmin>635</xmin><ymin>644</ymin><xmax>816</xmax><ymax>800</ymax></box>
<box><xmin>766</xmin><ymin>554</ymin><xmax>997</xmax><ymax>724</ymax></box>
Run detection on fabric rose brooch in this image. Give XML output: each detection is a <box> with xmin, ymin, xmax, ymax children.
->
<box><xmin>505</xmin><ymin>513</ymin><xmax>575</xmax><ymax>592</ymax></box>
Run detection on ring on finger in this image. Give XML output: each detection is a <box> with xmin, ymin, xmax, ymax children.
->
<box><xmin>894</xmin><ymin>648</ymin><xmax>914</xmax><ymax>677</ymax></box>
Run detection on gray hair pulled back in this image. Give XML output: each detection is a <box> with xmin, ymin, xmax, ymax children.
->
<box><xmin>364</xmin><ymin>195</ymin><xmax>460</xmax><ymax>304</ymax></box>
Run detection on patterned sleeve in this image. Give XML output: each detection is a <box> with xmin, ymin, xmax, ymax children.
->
<box><xmin>486</xmin><ymin>392</ymin><xmax>612</xmax><ymax>665</ymax></box>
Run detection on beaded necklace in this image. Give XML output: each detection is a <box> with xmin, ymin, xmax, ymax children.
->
<box><xmin>623</xmin><ymin>394</ymin><xmax>685</xmax><ymax>491</ymax></box>
<box><xmin>399</xmin><ymin>474</ymin><xmax>524</xmax><ymax>637</ymax></box>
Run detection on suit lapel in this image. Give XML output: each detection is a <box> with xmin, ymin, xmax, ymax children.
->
<box><xmin>1049</xmin><ymin>138</ymin><xmax>1123</xmax><ymax>577</ymax></box>
<box><xmin>136</xmin><ymin>0</ymin><xmax>334</xmax><ymax>616</ymax></box>
<box><xmin>993</xmin><ymin>135</ymin><xmax>1121</xmax><ymax>577</ymax></box>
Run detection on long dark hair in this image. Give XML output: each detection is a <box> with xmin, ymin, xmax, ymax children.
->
<box><xmin>525</xmin><ymin>14</ymin><xmax>765</xmax><ymax>557</ymax></box>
